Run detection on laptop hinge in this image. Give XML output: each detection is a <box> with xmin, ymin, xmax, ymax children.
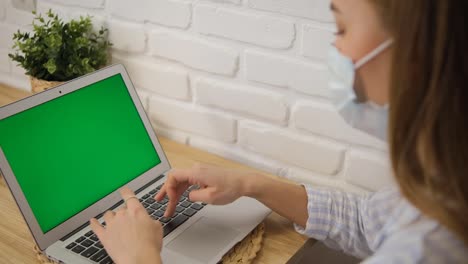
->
<box><xmin>60</xmin><ymin>174</ymin><xmax>165</xmax><ymax>242</ymax></box>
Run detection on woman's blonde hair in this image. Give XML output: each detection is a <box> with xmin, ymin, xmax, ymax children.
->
<box><xmin>371</xmin><ymin>0</ymin><xmax>468</xmax><ymax>244</ymax></box>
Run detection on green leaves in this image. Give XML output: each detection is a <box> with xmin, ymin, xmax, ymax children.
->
<box><xmin>43</xmin><ymin>58</ymin><xmax>57</xmax><ymax>74</ymax></box>
<box><xmin>8</xmin><ymin>9</ymin><xmax>112</xmax><ymax>82</ymax></box>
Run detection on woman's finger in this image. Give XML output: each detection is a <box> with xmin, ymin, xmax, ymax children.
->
<box><xmin>115</xmin><ymin>206</ymin><xmax>126</xmax><ymax>217</ymax></box>
<box><xmin>189</xmin><ymin>188</ymin><xmax>214</xmax><ymax>203</ymax></box>
<box><xmin>155</xmin><ymin>185</ymin><xmax>167</xmax><ymax>201</ymax></box>
<box><xmin>120</xmin><ymin>186</ymin><xmax>142</xmax><ymax>211</ymax></box>
<box><xmin>169</xmin><ymin>168</ymin><xmax>198</xmax><ymax>185</ymax></box>
<box><xmin>90</xmin><ymin>218</ymin><xmax>105</xmax><ymax>239</ymax></box>
<box><xmin>103</xmin><ymin>210</ymin><xmax>115</xmax><ymax>224</ymax></box>
<box><xmin>164</xmin><ymin>184</ymin><xmax>180</xmax><ymax>217</ymax></box>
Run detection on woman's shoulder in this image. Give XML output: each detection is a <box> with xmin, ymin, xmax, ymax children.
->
<box><xmin>365</xmin><ymin>218</ymin><xmax>468</xmax><ymax>263</ymax></box>
<box><xmin>367</xmin><ymin>187</ymin><xmax>468</xmax><ymax>263</ymax></box>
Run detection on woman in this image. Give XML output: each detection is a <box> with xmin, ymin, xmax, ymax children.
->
<box><xmin>90</xmin><ymin>0</ymin><xmax>468</xmax><ymax>263</ymax></box>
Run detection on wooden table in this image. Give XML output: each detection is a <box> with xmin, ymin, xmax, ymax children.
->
<box><xmin>0</xmin><ymin>83</ymin><xmax>308</xmax><ymax>264</ymax></box>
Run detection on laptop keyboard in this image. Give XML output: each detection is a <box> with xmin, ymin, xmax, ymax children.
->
<box><xmin>65</xmin><ymin>184</ymin><xmax>205</xmax><ymax>263</ymax></box>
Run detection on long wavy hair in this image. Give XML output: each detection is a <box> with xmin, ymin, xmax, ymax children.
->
<box><xmin>371</xmin><ymin>0</ymin><xmax>468</xmax><ymax>244</ymax></box>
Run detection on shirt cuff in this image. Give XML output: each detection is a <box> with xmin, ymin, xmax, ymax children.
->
<box><xmin>293</xmin><ymin>184</ymin><xmax>330</xmax><ymax>241</ymax></box>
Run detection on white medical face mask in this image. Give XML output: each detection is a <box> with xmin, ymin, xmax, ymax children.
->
<box><xmin>328</xmin><ymin>39</ymin><xmax>393</xmax><ymax>141</ymax></box>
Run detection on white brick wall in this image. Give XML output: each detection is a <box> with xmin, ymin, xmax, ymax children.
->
<box><xmin>149</xmin><ymin>30</ymin><xmax>239</xmax><ymax>76</ymax></box>
<box><xmin>301</xmin><ymin>23</ymin><xmax>335</xmax><ymax>61</ymax></box>
<box><xmin>194</xmin><ymin>4</ymin><xmax>295</xmax><ymax>49</ymax></box>
<box><xmin>195</xmin><ymin>78</ymin><xmax>288</xmax><ymax>124</ymax></box>
<box><xmin>0</xmin><ymin>49</ymin><xmax>9</xmax><ymax>73</ymax></box>
<box><xmin>239</xmin><ymin>121</ymin><xmax>345</xmax><ymax>175</ymax></box>
<box><xmin>0</xmin><ymin>23</ymin><xmax>15</xmax><ymax>49</ymax></box>
<box><xmin>245</xmin><ymin>50</ymin><xmax>330</xmax><ymax>97</ymax></box>
<box><xmin>344</xmin><ymin>150</ymin><xmax>395</xmax><ymax>190</ymax></box>
<box><xmin>48</xmin><ymin>0</ymin><xmax>105</xmax><ymax>9</ymax></box>
<box><xmin>292</xmin><ymin>101</ymin><xmax>387</xmax><ymax>149</ymax></box>
<box><xmin>107</xmin><ymin>0</ymin><xmax>191</xmax><ymax>28</ymax></box>
<box><xmin>114</xmin><ymin>56</ymin><xmax>191</xmax><ymax>101</ymax></box>
<box><xmin>0</xmin><ymin>1</ymin><xmax>5</xmax><ymax>21</ymax></box>
<box><xmin>249</xmin><ymin>0</ymin><xmax>334</xmax><ymax>22</ymax></box>
<box><xmin>107</xmin><ymin>20</ymin><xmax>147</xmax><ymax>53</ymax></box>
<box><xmin>149</xmin><ymin>96</ymin><xmax>237</xmax><ymax>143</ymax></box>
<box><xmin>0</xmin><ymin>0</ymin><xmax>394</xmax><ymax>192</ymax></box>
<box><xmin>4</xmin><ymin>3</ymin><xmax>35</xmax><ymax>25</ymax></box>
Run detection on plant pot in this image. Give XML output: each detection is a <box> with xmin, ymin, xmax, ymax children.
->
<box><xmin>30</xmin><ymin>76</ymin><xmax>64</xmax><ymax>93</ymax></box>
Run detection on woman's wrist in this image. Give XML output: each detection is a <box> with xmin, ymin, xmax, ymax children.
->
<box><xmin>241</xmin><ymin>172</ymin><xmax>268</xmax><ymax>199</ymax></box>
<box><xmin>241</xmin><ymin>172</ymin><xmax>309</xmax><ymax>227</ymax></box>
<box><xmin>138</xmin><ymin>249</ymin><xmax>162</xmax><ymax>264</ymax></box>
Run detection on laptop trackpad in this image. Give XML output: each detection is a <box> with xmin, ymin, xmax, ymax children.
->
<box><xmin>166</xmin><ymin>217</ymin><xmax>240</xmax><ymax>263</ymax></box>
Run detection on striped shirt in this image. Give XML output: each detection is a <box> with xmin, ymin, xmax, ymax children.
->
<box><xmin>294</xmin><ymin>186</ymin><xmax>467</xmax><ymax>263</ymax></box>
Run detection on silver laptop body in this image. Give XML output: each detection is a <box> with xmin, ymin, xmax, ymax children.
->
<box><xmin>0</xmin><ymin>64</ymin><xmax>271</xmax><ymax>264</ymax></box>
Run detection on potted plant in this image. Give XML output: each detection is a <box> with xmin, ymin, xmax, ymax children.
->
<box><xmin>8</xmin><ymin>10</ymin><xmax>112</xmax><ymax>93</ymax></box>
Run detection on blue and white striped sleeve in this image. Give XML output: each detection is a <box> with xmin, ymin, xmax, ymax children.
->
<box><xmin>294</xmin><ymin>185</ymin><xmax>377</xmax><ymax>258</ymax></box>
<box><xmin>294</xmin><ymin>186</ymin><xmax>467</xmax><ymax>262</ymax></box>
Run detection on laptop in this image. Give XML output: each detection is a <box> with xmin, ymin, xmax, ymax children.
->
<box><xmin>0</xmin><ymin>64</ymin><xmax>271</xmax><ymax>264</ymax></box>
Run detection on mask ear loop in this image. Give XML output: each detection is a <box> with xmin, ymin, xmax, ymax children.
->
<box><xmin>353</xmin><ymin>72</ymin><xmax>367</xmax><ymax>103</ymax></box>
<box><xmin>355</xmin><ymin>39</ymin><xmax>394</xmax><ymax>69</ymax></box>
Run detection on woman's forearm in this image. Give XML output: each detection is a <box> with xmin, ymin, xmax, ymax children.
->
<box><xmin>243</xmin><ymin>173</ymin><xmax>309</xmax><ymax>228</ymax></box>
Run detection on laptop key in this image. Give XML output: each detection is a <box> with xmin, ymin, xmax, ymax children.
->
<box><xmin>81</xmin><ymin>246</ymin><xmax>99</xmax><ymax>258</ymax></box>
<box><xmin>150</xmin><ymin>204</ymin><xmax>161</xmax><ymax>210</ymax></box>
<box><xmin>183</xmin><ymin>208</ymin><xmax>197</xmax><ymax>217</ymax></box>
<box><xmin>159</xmin><ymin>217</ymin><xmax>171</xmax><ymax>223</ymax></box>
<box><xmin>90</xmin><ymin>234</ymin><xmax>99</xmax><ymax>241</ymax></box>
<box><xmin>72</xmin><ymin>245</ymin><xmax>85</xmax><ymax>254</ymax></box>
<box><xmin>145</xmin><ymin>198</ymin><xmax>156</xmax><ymax>204</ymax></box>
<box><xmin>180</xmin><ymin>201</ymin><xmax>191</xmax><ymax>208</ymax></box>
<box><xmin>175</xmin><ymin>206</ymin><xmax>184</xmax><ymax>213</ymax></box>
<box><xmin>75</xmin><ymin>236</ymin><xmax>85</xmax><ymax>243</ymax></box>
<box><xmin>94</xmin><ymin>241</ymin><xmax>103</xmax><ymax>249</ymax></box>
<box><xmin>146</xmin><ymin>208</ymin><xmax>155</xmax><ymax>215</ymax></box>
<box><xmin>66</xmin><ymin>242</ymin><xmax>77</xmax><ymax>250</ymax></box>
<box><xmin>171</xmin><ymin>212</ymin><xmax>180</xmax><ymax>219</ymax></box>
<box><xmin>142</xmin><ymin>202</ymin><xmax>150</xmax><ymax>208</ymax></box>
<box><xmin>85</xmin><ymin>231</ymin><xmax>94</xmax><ymax>237</ymax></box>
<box><xmin>149</xmin><ymin>189</ymin><xmax>157</xmax><ymax>195</ymax></box>
<box><xmin>151</xmin><ymin>215</ymin><xmax>159</xmax><ymax>221</ymax></box>
<box><xmin>191</xmin><ymin>203</ymin><xmax>203</xmax><ymax>210</ymax></box>
<box><xmin>142</xmin><ymin>193</ymin><xmax>150</xmax><ymax>199</ymax></box>
<box><xmin>100</xmin><ymin>256</ymin><xmax>114</xmax><ymax>264</ymax></box>
<box><xmin>90</xmin><ymin>248</ymin><xmax>108</xmax><ymax>262</ymax></box>
<box><xmin>154</xmin><ymin>210</ymin><xmax>164</xmax><ymax>217</ymax></box>
<box><xmin>163</xmin><ymin>215</ymin><xmax>189</xmax><ymax>237</ymax></box>
<box><xmin>82</xmin><ymin>239</ymin><xmax>94</xmax><ymax>247</ymax></box>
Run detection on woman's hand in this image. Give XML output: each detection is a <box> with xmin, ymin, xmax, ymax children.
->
<box><xmin>90</xmin><ymin>187</ymin><xmax>163</xmax><ymax>264</ymax></box>
<box><xmin>156</xmin><ymin>162</ymin><xmax>309</xmax><ymax>229</ymax></box>
<box><xmin>155</xmin><ymin>163</ymin><xmax>251</xmax><ymax>217</ymax></box>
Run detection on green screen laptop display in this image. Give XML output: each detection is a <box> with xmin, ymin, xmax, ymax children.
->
<box><xmin>0</xmin><ymin>74</ymin><xmax>161</xmax><ymax>233</ymax></box>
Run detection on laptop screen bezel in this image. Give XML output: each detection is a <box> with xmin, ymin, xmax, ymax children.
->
<box><xmin>0</xmin><ymin>64</ymin><xmax>171</xmax><ymax>251</ymax></box>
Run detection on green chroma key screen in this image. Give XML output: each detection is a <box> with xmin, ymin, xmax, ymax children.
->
<box><xmin>0</xmin><ymin>74</ymin><xmax>161</xmax><ymax>233</ymax></box>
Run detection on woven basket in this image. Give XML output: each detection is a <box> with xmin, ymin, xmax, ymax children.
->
<box><xmin>34</xmin><ymin>222</ymin><xmax>265</xmax><ymax>264</ymax></box>
<box><xmin>30</xmin><ymin>76</ymin><xmax>64</xmax><ymax>93</ymax></box>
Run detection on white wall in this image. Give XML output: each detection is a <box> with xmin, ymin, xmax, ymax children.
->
<box><xmin>0</xmin><ymin>0</ymin><xmax>395</xmax><ymax>193</ymax></box>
